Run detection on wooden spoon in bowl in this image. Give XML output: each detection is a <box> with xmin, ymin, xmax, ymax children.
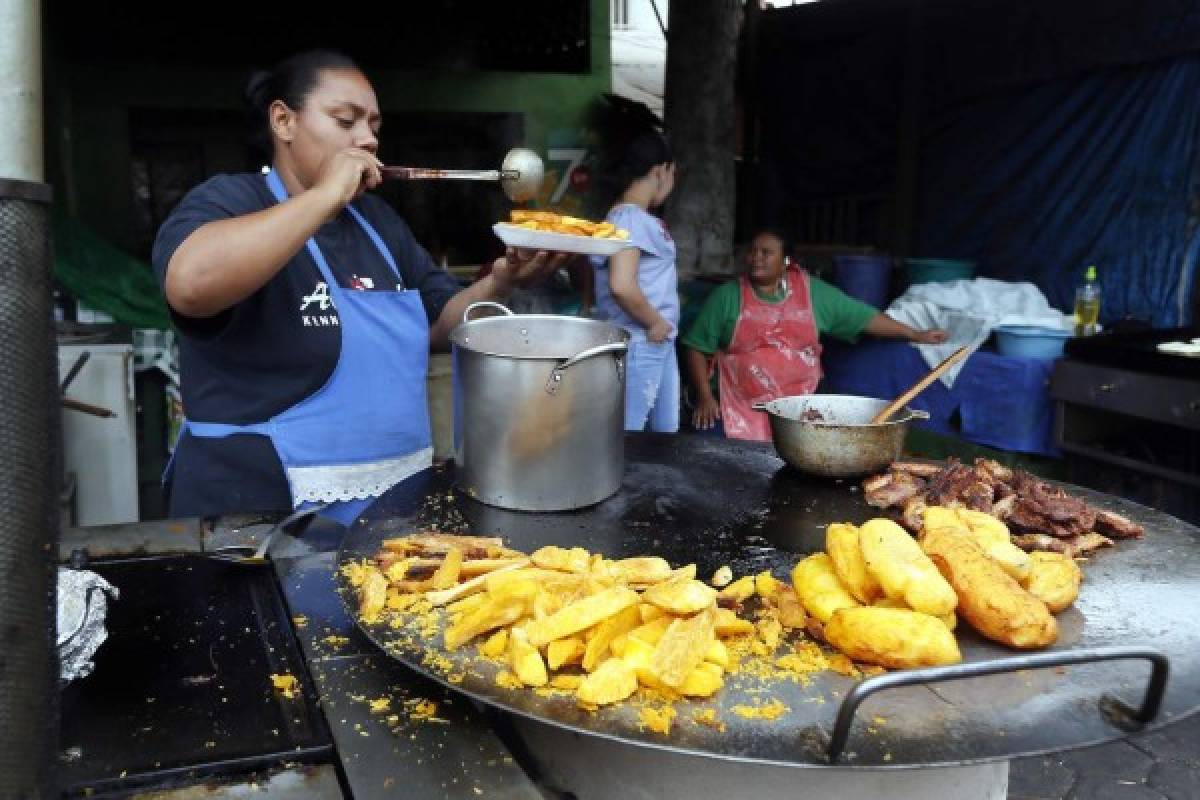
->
<box><xmin>870</xmin><ymin>345</ymin><xmax>970</xmax><ymax>424</ymax></box>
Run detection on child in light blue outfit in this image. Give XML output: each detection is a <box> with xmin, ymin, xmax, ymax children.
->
<box><xmin>589</xmin><ymin>96</ymin><xmax>680</xmax><ymax>432</ymax></box>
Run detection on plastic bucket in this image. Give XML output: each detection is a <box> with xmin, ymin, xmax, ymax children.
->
<box><xmin>831</xmin><ymin>254</ymin><xmax>892</xmax><ymax>308</ymax></box>
<box><xmin>904</xmin><ymin>258</ymin><xmax>976</xmax><ymax>286</ymax></box>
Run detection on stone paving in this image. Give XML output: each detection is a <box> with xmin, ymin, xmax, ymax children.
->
<box><xmin>1009</xmin><ymin>712</ymin><xmax>1200</xmax><ymax>799</ymax></box>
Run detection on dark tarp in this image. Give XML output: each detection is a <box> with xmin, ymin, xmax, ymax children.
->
<box><xmin>917</xmin><ymin>56</ymin><xmax>1200</xmax><ymax>325</ymax></box>
<box><xmin>757</xmin><ymin>0</ymin><xmax>1200</xmax><ymax>325</ymax></box>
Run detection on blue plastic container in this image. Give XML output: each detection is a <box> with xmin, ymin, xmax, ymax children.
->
<box><xmin>904</xmin><ymin>258</ymin><xmax>976</xmax><ymax>286</ymax></box>
<box><xmin>831</xmin><ymin>254</ymin><xmax>893</xmax><ymax>309</ymax></box>
<box><xmin>993</xmin><ymin>325</ymin><xmax>1072</xmax><ymax>360</ymax></box>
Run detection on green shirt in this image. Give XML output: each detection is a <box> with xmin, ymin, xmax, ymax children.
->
<box><xmin>681</xmin><ymin>274</ymin><xmax>878</xmax><ymax>355</ymax></box>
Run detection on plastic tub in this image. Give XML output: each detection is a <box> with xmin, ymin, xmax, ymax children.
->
<box><xmin>831</xmin><ymin>254</ymin><xmax>892</xmax><ymax>309</ymax></box>
<box><xmin>904</xmin><ymin>258</ymin><xmax>976</xmax><ymax>286</ymax></box>
<box><xmin>993</xmin><ymin>325</ymin><xmax>1072</xmax><ymax>360</ymax></box>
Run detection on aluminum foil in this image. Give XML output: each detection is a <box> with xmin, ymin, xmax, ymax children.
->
<box><xmin>57</xmin><ymin>568</ymin><xmax>118</xmax><ymax>683</ymax></box>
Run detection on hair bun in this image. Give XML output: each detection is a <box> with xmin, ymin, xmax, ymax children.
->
<box><xmin>602</xmin><ymin>93</ymin><xmax>663</xmax><ymax>131</ymax></box>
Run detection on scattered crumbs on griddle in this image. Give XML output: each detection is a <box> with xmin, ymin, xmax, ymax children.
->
<box><xmin>731</xmin><ymin>698</ymin><xmax>789</xmax><ymax>721</ymax></box>
<box><xmin>639</xmin><ymin>705</ymin><xmax>677</xmax><ymax>735</ymax></box>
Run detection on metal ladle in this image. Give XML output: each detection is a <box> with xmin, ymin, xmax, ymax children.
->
<box><xmin>381</xmin><ymin>147</ymin><xmax>545</xmax><ymax>203</ymax></box>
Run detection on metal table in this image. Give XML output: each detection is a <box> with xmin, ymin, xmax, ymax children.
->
<box><xmin>338</xmin><ymin>433</ymin><xmax>1200</xmax><ymax>770</ymax></box>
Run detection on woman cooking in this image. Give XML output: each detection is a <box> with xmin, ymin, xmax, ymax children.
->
<box><xmin>681</xmin><ymin>229</ymin><xmax>947</xmax><ymax>441</ymax></box>
<box><xmin>153</xmin><ymin>50</ymin><xmax>563</xmax><ymax>524</ymax></box>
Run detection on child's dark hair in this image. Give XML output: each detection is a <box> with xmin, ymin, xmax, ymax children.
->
<box><xmin>589</xmin><ymin>93</ymin><xmax>672</xmax><ymax>207</ymax></box>
<box><xmin>245</xmin><ymin>49</ymin><xmax>361</xmax><ymax>161</ymax></box>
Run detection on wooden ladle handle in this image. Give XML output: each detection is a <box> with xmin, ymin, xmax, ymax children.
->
<box><xmin>870</xmin><ymin>345</ymin><xmax>970</xmax><ymax>424</ymax></box>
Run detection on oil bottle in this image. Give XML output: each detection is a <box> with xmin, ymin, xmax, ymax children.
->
<box><xmin>1073</xmin><ymin>265</ymin><xmax>1101</xmax><ymax>336</ymax></box>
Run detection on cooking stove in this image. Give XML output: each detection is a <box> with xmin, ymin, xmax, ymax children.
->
<box><xmin>1052</xmin><ymin>326</ymin><xmax>1200</xmax><ymax>524</ymax></box>
<box><xmin>58</xmin><ymin>556</ymin><xmax>334</xmax><ymax>796</ymax></box>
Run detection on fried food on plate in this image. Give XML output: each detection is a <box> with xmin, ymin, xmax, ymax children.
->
<box><xmin>507</xmin><ymin>210</ymin><xmax>630</xmax><ymax>240</ymax></box>
<box><xmin>922</xmin><ymin>528</ymin><xmax>1057</xmax><ymax>649</ymax></box>
<box><xmin>1023</xmin><ymin>551</ymin><xmax>1082</xmax><ymax>613</ymax></box>
<box><xmin>825</xmin><ymin>606</ymin><xmax>962</xmax><ymax>669</ymax></box>
<box><xmin>859</xmin><ymin>518</ymin><xmax>957</xmax><ymax>617</ymax></box>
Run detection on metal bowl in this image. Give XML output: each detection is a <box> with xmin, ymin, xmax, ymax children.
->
<box><xmin>756</xmin><ymin>394</ymin><xmax>929</xmax><ymax>477</ymax></box>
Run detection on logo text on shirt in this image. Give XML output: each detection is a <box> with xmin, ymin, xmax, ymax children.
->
<box><xmin>300</xmin><ymin>281</ymin><xmax>339</xmax><ymax>327</ymax></box>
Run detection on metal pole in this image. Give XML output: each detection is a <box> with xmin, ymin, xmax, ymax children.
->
<box><xmin>0</xmin><ymin>0</ymin><xmax>58</xmax><ymax>797</ymax></box>
<box><xmin>0</xmin><ymin>0</ymin><xmax>44</xmax><ymax>182</ymax></box>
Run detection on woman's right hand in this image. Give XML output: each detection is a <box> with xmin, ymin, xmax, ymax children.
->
<box><xmin>312</xmin><ymin>148</ymin><xmax>383</xmax><ymax>209</ymax></box>
<box><xmin>647</xmin><ymin>319</ymin><xmax>674</xmax><ymax>343</ymax></box>
<box><xmin>693</xmin><ymin>394</ymin><xmax>721</xmax><ymax>430</ymax></box>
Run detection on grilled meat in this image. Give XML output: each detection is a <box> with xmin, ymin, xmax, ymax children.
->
<box><xmin>900</xmin><ymin>494</ymin><xmax>928</xmax><ymax>533</ymax></box>
<box><xmin>1064</xmin><ymin>532</ymin><xmax>1115</xmax><ymax>557</ymax></box>
<box><xmin>924</xmin><ymin>461</ymin><xmax>975</xmax><ymax>507</ymax></box>
<box><xmin>1010</xmin><ymin>532</ymin><xmax>1114</xmax><ymax>558</ymax></box>
<box><xmin>863</xmin><ymin>471</ymin><xmax>926</xmax><ymax>509</ymax></box>
<box><xmin>862</xmin><ymin>458</ymin><xmax>1143</xmax><ymax>559</ymax></box>
<box><xmin>961</xmin><ymin>480</ymin><xmax>995</xmax><ymax>512</ymax></box>
<box><xmin>991</xmin><ymin>494</ymin><xmax>1017</xmax><ymax>520</ymax></box>
<box><xmin>1012</xmin><ymin>534</ymin><xmax>1071</xmax><ymax>554</ymax></box>
<box><xmin>1094</xmin><ymin>509</ymin><xmax>1145</xmax><ymax>539</ymax></box>
<box><xmin>890</xmin><ymin>461</ymin><xmax>946</xmax><ymax>479</ymax></box>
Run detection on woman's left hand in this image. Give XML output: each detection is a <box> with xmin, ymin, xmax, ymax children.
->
<box><xmin>490</xmin><ymin>247</ymin><xmax>572</xmax><ymax>293</ymax></box>
<box><xmin>911</xmin><ymin>328</ymin><xmax>949</xmax><ymax>345</ymax></box>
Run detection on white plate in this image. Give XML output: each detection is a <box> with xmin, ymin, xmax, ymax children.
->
<box><xmin>492</xmin><ymin>223</ymin><xmax>636</xmax><ymax>257</ymax></box>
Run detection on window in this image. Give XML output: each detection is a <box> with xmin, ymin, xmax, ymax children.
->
<box><xmin>612</xmin><ymin>0</ymin><xmax>630</xmax><ymax>28</ymax></box>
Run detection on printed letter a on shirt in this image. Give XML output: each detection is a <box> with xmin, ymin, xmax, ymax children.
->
<box><xmin>300</xmin><ymin>282</ymin><xmax>334</xmax><ymax>312</ymax></box>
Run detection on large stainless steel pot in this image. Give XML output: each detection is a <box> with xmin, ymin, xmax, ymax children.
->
<box><xmin>755</xmin><ymin>394</ymin><xmax>929</xmax><ymax>477</ymax></box>
<box><xmin>450</xmin><ymin>302</ymin><xmax>629</xmax><ymax>511</ymax></box>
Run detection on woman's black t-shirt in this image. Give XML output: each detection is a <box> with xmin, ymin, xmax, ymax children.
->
<box><xmin>151</xmin><ymin>172</ymin><xmax>460</xmax><ymax>517</ymax></box>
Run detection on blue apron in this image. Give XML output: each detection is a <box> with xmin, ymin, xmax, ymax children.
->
<box><xmin>173</xmin><ymin>169</ymin><xmax>433</xmax><ymax>525</ymax></box>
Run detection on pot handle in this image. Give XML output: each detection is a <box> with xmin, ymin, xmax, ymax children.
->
<box><xmin>826</xmin><ymin>645</ymin><xmax>1170</xmax><ymax>764</ymax></box>
<box><xmin>546</xmin><ymin>341</ymin><xmax>628</xmax><ymax>395</ymax></box>
<box><xmin>557</xmin><ymin>341</ymin><xmax>628</xmax><ymax>371</ymax></box>
<box><xmin>462</xmin><ymin>301</ymin><xmax>514</xmax><ymax>324</ymax></box>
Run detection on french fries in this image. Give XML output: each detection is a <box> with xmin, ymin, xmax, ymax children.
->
<box><xmin>351</xmin><ymin>533</ymin><xmax>768</xmax><ymax>709</ymax></box>
<box><xmin>507</xmin><ymin>210</ymin><xmax>630</xmax><ymax>240</ymax></box>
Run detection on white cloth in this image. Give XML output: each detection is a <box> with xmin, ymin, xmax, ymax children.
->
<box><xmin>885</xmin><ymin>278</ymin><xmax>1071</xmax><ymax>387</ymax></box>
<box><xmin>57</xmin><ymin>569</ymin><xmax>119</xmax><ymax>683</ymax></box>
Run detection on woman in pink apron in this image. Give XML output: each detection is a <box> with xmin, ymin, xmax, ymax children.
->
<box><xmin>681</xmin><ymin>229</ymin><xmax>946</xmax><ymax>442</ymax></box>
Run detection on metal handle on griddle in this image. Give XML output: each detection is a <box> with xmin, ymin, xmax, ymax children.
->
<box><xmin>826</xmin><ymin>645</ymin><xmax>1170</xmax><ymax>764</ymax></box>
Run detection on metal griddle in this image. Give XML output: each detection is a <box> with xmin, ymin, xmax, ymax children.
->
<box><xmin>336</xmin><ymin>434</ymin><xmax>1200</xmax><ymax>768</ymax></box>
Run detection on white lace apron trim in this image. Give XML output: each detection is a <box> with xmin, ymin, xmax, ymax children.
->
<box><xmin>285</xmin><ymin>447</ymin><xmax>434</xmax><ymax>506</ymax></box>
